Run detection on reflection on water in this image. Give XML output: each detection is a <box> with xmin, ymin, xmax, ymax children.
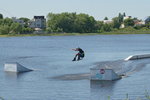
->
<box><xmin>51</xmin><ymin>73</ymin><xmax>90</xmax><ymax>80</ymax></box>
<box><xmin>4</xmin><ymin>72</ymin><xmax>31</xmax><ymax>79</ymax></box>
<box><xmin>90</xmin><ymin>81</ymin><xmax>116</xmax><ymax>100</ymax></box>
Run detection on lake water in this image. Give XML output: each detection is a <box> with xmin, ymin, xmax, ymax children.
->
<box><xmin>0</xmin><ymin>34</ymin><xmax>150</xmax><ymax>100</ymax></box>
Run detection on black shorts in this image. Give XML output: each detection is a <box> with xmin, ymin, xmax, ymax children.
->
<box><xmin>80</xmin><ymin>53</ymin><xmax>84</xmax><ymax>58</ymax></box>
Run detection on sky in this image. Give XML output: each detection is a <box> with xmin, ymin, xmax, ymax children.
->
<box><xmin>0</xmin><ymin>0</ymin><xmax>150</xmax><ymax>20</ymax></box>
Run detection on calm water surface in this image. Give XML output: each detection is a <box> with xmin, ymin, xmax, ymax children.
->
<box><xmin>0</xmin><ymin>34</ymin><xmax>150</xmax><ymax>100</ymax></box>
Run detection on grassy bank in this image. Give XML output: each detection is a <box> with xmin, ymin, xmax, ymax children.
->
<box><xmin>1</xmin><ymin>30</ymin><xmax>150</xmax><ymax>37</ymax></box>
<box><xmin>0</xmin><ymin>33</ymin><xmax>93</xmax><ymax>37</ymax></box>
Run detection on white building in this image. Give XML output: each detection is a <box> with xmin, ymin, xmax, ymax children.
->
<box><xmin>123</xmin><ymin>16</ymin><xmax>132</xmax><ymax>20</ymax></box>
<box><xmin>134</xmin><ymin>20</ymin><xmax>145</xmax><ymax>26</ymax></box>
<box><xmin>120</xmin><ymin>23</ymin><xmax>125</xmax><ymax>28</ymax></box>
<box><xmin>29</xmin><ymin>16</ymin><xmax>46</xmax><ymax>30</ymax></box>
<box><xmin>103</xmin><ymin>20</ymin><xmax>113</xmax><ymax>24</ymax></box>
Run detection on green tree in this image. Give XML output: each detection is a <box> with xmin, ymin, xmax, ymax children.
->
<box><xmin>124</xmin><ymin>18</ymin><xmax>134</xmax><ymax>27</ymax></box>
<box><xmin>123</xmin><ymin>12</ymin><xmax>126</xmax><ymax>17</ymax></box>
<box><xmin>0</xmin><ymin>18</ymin><xmax>13</xmax><ymax>34</ymax></box>
<box><xmin>47</xmin><ymin>13</ymin><xmax>62</xmax><ymax>32</ymax></box>
<box><xmin>22</xmin><ymin>27</ymin><xmax>34</xmax><ymax>34</ymax></box>
<box><xmin>102</xmin><ymin>23</ymin><xmax>112</xmax><ymax>32</ymax></box>
<box><xmin>104</xmin><ymin>17</ymin><xmax>108</xmax><ymax>20</ymax></box>
<box><xmin>0</xmin><ymin>13</ymin><xmax>3</xmax><ymax>19</ymax></box>
<box><xmin>0</xmin><ymin>25</ymin><xmax>10</xmax><ymax>34</ymax></box>
<box><xmin>10</xmin><ymin>23</ymin><xmax>22</xmax><ymax>34</ymax></box>
<box><xmin>4</xmin><ymin>18</ymin><xmax>13</xmax><ymax>26</ymax></box>
<box><xmin>46</xmin><ymin>12</ymin><xmax>97</xmax><ymax>33</ymax></box>
<box><xmin>111</xmin><ymin>13</ymin><xmax>125</xmax><ymax>29</ymax></box>
<box><xmin>0</xmin><ymin>18</ymin><xmax>13</xmax><ymax>26</ymax></box>
<box><xmin>118</xmin><ymin>13</ymin><xmax>124</xmax><ymax>24</ymax></box>
<box><xmin>73</xmin><ymin>13</ymin><xmax>97</xmax><ymax>33</ymax></box>
<box><xmin>112</xmin><ymin>17</ymin><xmax>121</xmax><ymax>29</ymax></box>
<box><xmin>19</xmin><ymin>17</ymin><xmax>30</xmax><ymax>28</ymax></box>
<box><xmin>56</xmin><ymin>12</ymin><xmax>76</xmax><ymax>33</ymax></box>
<box><xmin>95</xmin><ymin>21</ymin><xmax>104</xmax><ymax>32</ymax></box>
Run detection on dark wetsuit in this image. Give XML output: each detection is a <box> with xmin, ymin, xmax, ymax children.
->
<box><xmin>72</xmin><ymin>48</ymin><xmax>85</xmax><ymax>61</ymax></box>
<box><xmin>78</xmin><ymin>48</ymin><xmax>84</xmax><ymax>58</ymax></box>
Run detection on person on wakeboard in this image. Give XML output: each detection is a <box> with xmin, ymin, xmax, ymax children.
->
<box><xmin>72</xmin><ymin>47</ymin><xmax>85</xmax><ymax>61</ymax></box>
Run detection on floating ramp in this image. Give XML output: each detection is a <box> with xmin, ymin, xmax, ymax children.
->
<box><xmin>125</xmin><ymin>54</ymin><xmax>150</xmax><ymax>61</ymax></box>
<box><xmin>90</xmin><ymin>54</ymin><xmax>150</xmax><ymax>81</ymax></box>
<box><xmin>4</xmin><ymin>62</ymin><xmax>33</xmax><ymax>73</ymax></box>
<box><xmin>90</xmin><ymin>67</ymin><xmax>121</xmax><ymax>81</ymax></box>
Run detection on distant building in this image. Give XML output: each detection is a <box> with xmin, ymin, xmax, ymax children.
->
<box><xmin>120</xmin><ymin>23</ymin><xmax>125</xmax><ymax>28</ymax></box>
<box><xmin>134</xmin><ymin>20</ymin><xmax>145</xmax><ymax>26</ymax></box>
<box><xmin>123</xmin><ymin>16</ymin><xmax>132</xmax><ymax>20</ymax></box>
<box><xmin>103</xmin><ymin>20</ymin><xmax>113</xmax><ymax>24</ymax></box>
<box><xmin>145</xmin><ymin>16</ymin><xmax>150</xmax><ymax>24</ymax></box>
<box><xmin>29</xmin><ymin>16</ymin><xmax>46</xmax><ymax>30</ymax></box>
<box><xmin>12</xmin><ymin>17</ymin><xmax>24</xmax><ymax>26</ymax></box>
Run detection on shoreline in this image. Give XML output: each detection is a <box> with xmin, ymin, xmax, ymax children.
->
<box><xmin>0</xmin><ymin>32</ymin><xmax>150</xmax><ymax>37</ymax></box>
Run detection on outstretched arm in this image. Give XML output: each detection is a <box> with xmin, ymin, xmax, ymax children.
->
<box><xmin>72</xmin><ymin>48</ymin><xmax>78</xmax><ymax>51</ymax></box>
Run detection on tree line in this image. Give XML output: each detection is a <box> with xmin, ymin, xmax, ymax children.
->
<box><xmin>0</xmin><ymin>12</ymin><xmax>150</xmax><ymax>35</ymax></box>
<box><xmin>0</xmin><ymin>14</ymin><xmax>33</xmax><ymax>35</ymax></box>
<box><xmin>47</xmin><ymin>12</ymin><xmax>150</xmax><ymax>33</ymax></box>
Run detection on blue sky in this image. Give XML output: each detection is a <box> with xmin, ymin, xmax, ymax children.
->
<box><xmin>0</xmin><ymin>0</ymin><xmax>149</xmax><ymax>20</ymax></box>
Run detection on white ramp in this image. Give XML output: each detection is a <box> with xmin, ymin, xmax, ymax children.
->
<box><xmin>4</xmin><ymin>62</ymin><xmax>33</xmax><ymax>73</ymax></box>
<box><xmin>90</xmin><ymin>68</ymin><xmax>121</xmax><ymax>81</ymax></box>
